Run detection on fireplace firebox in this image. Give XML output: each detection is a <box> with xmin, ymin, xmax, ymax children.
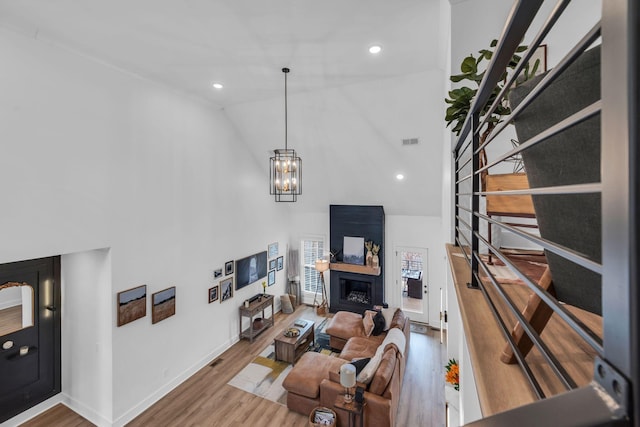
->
<box><xmin>340</xmin><ymin>278</ymin><xmax>372</xmax><ymax>305</ymax></box>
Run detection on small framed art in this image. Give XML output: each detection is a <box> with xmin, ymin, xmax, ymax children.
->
<box><xmin>276</xmin><ymin>256</ymin><xmax>283</xmax><ymax>271</ymax></box>
<box><xmin>214</xmin><ymin>268</ymin><xmax>223</xmax><ymax>279</ymax></box>
<box><xmin>225</xmin><ymin>261</ymin><xmax>234</xmax><ymax>276</ymax></box>
<box><xmin>152</xmin><ymin>286</ymin><xmax>176</xmax><ymax>324</ymax></box>
<box><xmin>220</xmin><ymin>277</ymin><xmax>234</xmax><ymax>302</ymax></box>
<box><xmin>269</xmin><ymin>259</ymin><xmax>276</xmax><ymax>270</ymax></box>
<box><xmin>268</xmin><ymin>242</ymin><xmax>278</xmax><ymax>258</ymax></box>
<box><xmin>268</xmin><ymin>270</ymin><xmax>275</xmax><ymax>286</ymax></box>
<box><xmin>208</xmin><ymin>285</ymin><xmax>219</xmax><ymax>303</ymax></box>
<box><xmin>117</xmin><ymin>285</ymin><xmax>147</xmax><ymax>327</ymax></box>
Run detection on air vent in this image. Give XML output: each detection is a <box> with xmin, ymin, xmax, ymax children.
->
<box><xmin>402</xmin><ymin>138</ymin><xmax>419</xmax><ymax>146</ymax></box>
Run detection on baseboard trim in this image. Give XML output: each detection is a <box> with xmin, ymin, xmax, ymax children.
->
<box><xmin>61</xmin><ymin>394</ymin><xmax>113</xmax><ymax>427</ymax></box>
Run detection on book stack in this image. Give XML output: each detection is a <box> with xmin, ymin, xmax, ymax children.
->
<box><xmin>294</xmin><ymin>319</ymin><xmax>308</xmax><ymax>328</ymax></box>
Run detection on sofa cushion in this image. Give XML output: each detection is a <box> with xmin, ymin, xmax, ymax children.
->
<box><xmin>339</xmin><ymin>336</ymin><xmax>383</xmax><ymax>361</ymax></box>
<box><xmin>372</xmin><ymin>311</ymin><xmax>386</xmax><ymax>336</ymax></box>
<box><xmin>369</xmin><ymin>347</ymin><xmax>397</xmax><ymax>395</ymax></box>
<box><xmin>326</xmin><ymin>311</ymin><xmax>366</xmax><ymax>341</ymax></box>
<box><xmin>282</xmin><ymin>352</ymin><xmax>346</xmax><ymax>399</ymax></box>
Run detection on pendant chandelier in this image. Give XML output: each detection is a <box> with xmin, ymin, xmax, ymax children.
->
<box><xmin>270</xmin><ymin>67</ymin><xmax>302</xmax><ymax>202</ymax></box>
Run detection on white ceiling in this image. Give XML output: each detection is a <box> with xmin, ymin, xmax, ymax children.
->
<box><xmin>0</xmin><ymin>0</ymin><xmax>447</xmax><ymax>216</ymax></box>
<box><xmin>0</xmin><ymin>0</ymin><xmax>442</xmax><ymax>107</ymax></box>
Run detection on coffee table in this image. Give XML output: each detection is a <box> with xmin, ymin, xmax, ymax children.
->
<box><xmin>274</xmin><ymin>318</ymin><xmax>315</xmax><ymax>363</ymax></box>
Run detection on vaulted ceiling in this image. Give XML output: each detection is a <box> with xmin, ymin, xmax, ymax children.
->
<box><xmin>0</xmin><ymin>0</ymin><xmax>448</xmax><ymax>216</ymax></box>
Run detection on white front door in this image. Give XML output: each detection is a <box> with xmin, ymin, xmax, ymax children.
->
<box><xmin>395</xmin><ymin>247</ymin><xmax>429</xmax><ymax>323</ymax></box>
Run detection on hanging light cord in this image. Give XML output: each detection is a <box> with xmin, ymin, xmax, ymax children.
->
<box><xmin>283</xmin><ymin>67</ymin><xmax>289</xmax><ymax>151</ymax></box>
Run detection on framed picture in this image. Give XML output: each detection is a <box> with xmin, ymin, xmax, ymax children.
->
<box><xmin>268</xmin><ymin>242</ymin><xmax>278</xmax><ymax>258</ymax></box>
<box><xmin>269</xmin><ymin>259</ymin><xmax>276</xmax><ymax>270</ymax></box>
<box><xmin>268</xmin><ymin>269</ymin><xmax>276</xmax><ymax>286</ymax></box>
<box><xmin>529</xmin><ymin>44</ymin><xmax>548</xmax><ymax>75</ymax></box>
<box><xmin>235</xmin><ymin>251</ymin><xmax>267</xmax><ymax>290</ymax></box>
<box><xmin>276</xmin><ymin>256</ymin><xmax>284</xmax><ymax>271</ymax></box>
<box><xmin>343</xmin><ymin>236</ymin><xmax>365</xmax><ymax>265</ymax></box>
<box><xmin>117</xmin><ymin>285</ymin><xmax>147</xmax><ymax>327</ymax></box>
<box><xmin>208</xmin><ymin>285</ymin><xmax>219</xmax><ymax>303</ymax></box>
<box><xmin>152</xmin><ymin>286</ymin><xmax>176</xmax><ymax>324</ymax></box>
<box><xmin>225</xmin><ymin>261</ymin><xmax>234</xmax><ymax>276</ymax></box>
<box><xmin>213</xmin><ymin>268</ymin><xmax>223</xmax><ymax>279</ymax></box>
<box><xmin>220</xmin><ymin>277</ymin><xmax>234</xmax><ymax>302</ymax></box>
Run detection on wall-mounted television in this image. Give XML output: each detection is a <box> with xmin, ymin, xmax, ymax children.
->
<box><xmin>235</xmin><ymin>250</ymin><xmax>268</xmax><ymax>290</ymax></box>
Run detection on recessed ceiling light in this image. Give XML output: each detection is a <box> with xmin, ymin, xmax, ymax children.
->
<box><xmin>396</xmin><ymin>174</ymin><xmax>405</xmax><ymax>181</ymax></box>
<box><xmin>369</xmin><ymin>45</ymin><xmax>382</xmax><ymax>54</ymax></box>
<box><xmin>212</xmin><ymin>83</ymin><xmax>223</xmax><ymax>89</ymax></box>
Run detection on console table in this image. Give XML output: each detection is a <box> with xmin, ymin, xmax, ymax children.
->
<box><xmin>239</xmin><ymin>294</ymin><xmax>274</xmax><ymax>343</ymax></box>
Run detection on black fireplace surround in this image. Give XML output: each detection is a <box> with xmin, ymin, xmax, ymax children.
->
<box><xmin>329</xmin><ymin>205</ymin><xmax>385</xmax><ymax>313</ymax></box>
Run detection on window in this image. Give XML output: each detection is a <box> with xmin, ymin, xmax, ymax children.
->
<box><xmin>301</xmin><ymin>238</ymin><xmax>324</xmax><ymax>295</ymax></box>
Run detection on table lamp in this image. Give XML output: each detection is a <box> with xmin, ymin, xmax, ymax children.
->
<box><xmin>340</xmin><ymin>363</ymin><xmax>356</xmax><ymax>403</ymax></box>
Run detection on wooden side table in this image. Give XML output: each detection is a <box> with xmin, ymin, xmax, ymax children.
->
<box><xmin>238</xmin><ymin>294</ymin><xmax>274</xmax><ymax>343</ymax></box>
<box><xmin>334</xmin><ymin>397</ymin><xmax>365</xmax><ymax>427</ymax></box>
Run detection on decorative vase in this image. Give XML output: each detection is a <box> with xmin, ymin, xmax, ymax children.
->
<box><xmin>372</xmin><ymin>255</ymin><xmax>379</xmax><ymax>268</ymax></box>
<box><xmin>253</xmin><ymin>317</ymin><xmax>264</xmax><ymax>330</ymax></box>
<box><xmin>366</xmin><ymin>250</ymin><xmax>373</xmax><ymax>267</ymax></box>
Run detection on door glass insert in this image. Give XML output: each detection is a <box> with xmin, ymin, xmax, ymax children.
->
<box><xmin>401</xmin><ymin>251</ymin><xmax>424</xmax><ymax>313</ymax></box>
<box><xmin>0</xmin><ymin>282</ymin><xmax>34</xmax><ymax>336</ymax></box>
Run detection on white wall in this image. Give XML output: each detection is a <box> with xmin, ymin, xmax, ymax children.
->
<box><xmin>385</xmin><ymin>216</ymin><xmax>446</xmax><ymax>326</ymax></box>
<box><xmin>224</xmin><ymin>70</ymin><xmax>445</xmax><ymax>218</ymax></box>
<box><xmin>61</xmin><ymin>249</ymin><xmax>113</xmax><ymax>426</ymax></box>
<box><xmin>0</xmin><ymin>27</ymin><xmax>292</xmax><ymax>426</ymax></box>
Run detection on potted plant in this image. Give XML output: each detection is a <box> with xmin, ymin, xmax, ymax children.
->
<box><xmin>446</xmin><ymin>40</ymin><xmax>541</xmax><ymax>268</ymax></box>
<box><xmin>445</xmin><ymin>39</ymin><xmax>538</xmax><ymax>140</ymax></box>
<box><xmin>445</xmin><ymin>358</ymin><xmax>459</xmax><ymax>391</ymax></box>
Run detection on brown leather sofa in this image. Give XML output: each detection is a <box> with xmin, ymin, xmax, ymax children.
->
<box><xmin>282</xmin><ymin>309</ymin><xmax>410</xmax><ymax>427</ymax></box>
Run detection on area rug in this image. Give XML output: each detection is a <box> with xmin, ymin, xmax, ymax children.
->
<box><xmin>308</xmin><ymin>318</ymin><xmax>340</xmax><ymax>356</ymax></box>
<box><xmin>227</xmin><ymin>344</ymin><xmax>291</xmax><ymax>406</ymax></box>
<box><xmin>227</xmin><ymin>317</ymin><xmax>339</xmax><ymax>405</ymax></box>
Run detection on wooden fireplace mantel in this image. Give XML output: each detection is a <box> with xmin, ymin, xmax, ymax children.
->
<box><xmin>330</xmin><ymin>262</ymin><xmax>381</xmax><ymax>276</ymax></box>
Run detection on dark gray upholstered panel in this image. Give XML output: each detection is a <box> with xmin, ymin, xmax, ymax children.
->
<box><xmin>509</xmin><ymin>45</ymin><xmax>601</xmax><ymax>315</ymax></box>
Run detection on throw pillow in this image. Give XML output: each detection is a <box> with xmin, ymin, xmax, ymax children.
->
<box><xmin>362</xmin><ymin>311</ymin><xmax>375</xmax><ymax>336</ymax></box>
<box><xmin>356</xmin><ymin>346</ymin><xmax>384</xmax><ymax>384</ymax></box>
<box><xmin>381</xmin><ymin>307</ymin><xmax>397</xmax><ymax>331</ymax></box>
<box><xmin>372</xmin><ymin>311</ymin><xmax>385</xmax><ymax>336</ymax></box>
<box><xmin>350</xmin><ymin>357</ymin><xmax>371</xmax><ymax>375</ymax></box>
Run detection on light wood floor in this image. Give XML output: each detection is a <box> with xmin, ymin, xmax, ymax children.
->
<box><xmin>0</xmin><ymin>305</ymin><xmax>22</xmax><ymax>336</ymax></box>
<box><xmin>21</xmin><ymin>305</ymin><xmax>446</xmax><ymax>427</ymax></box>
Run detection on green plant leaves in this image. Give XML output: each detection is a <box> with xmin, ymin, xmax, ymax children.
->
<box><xmin>444</xmin><ymin>39</ymin><xmax>533</xmax><ymax>136</ymax></box>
